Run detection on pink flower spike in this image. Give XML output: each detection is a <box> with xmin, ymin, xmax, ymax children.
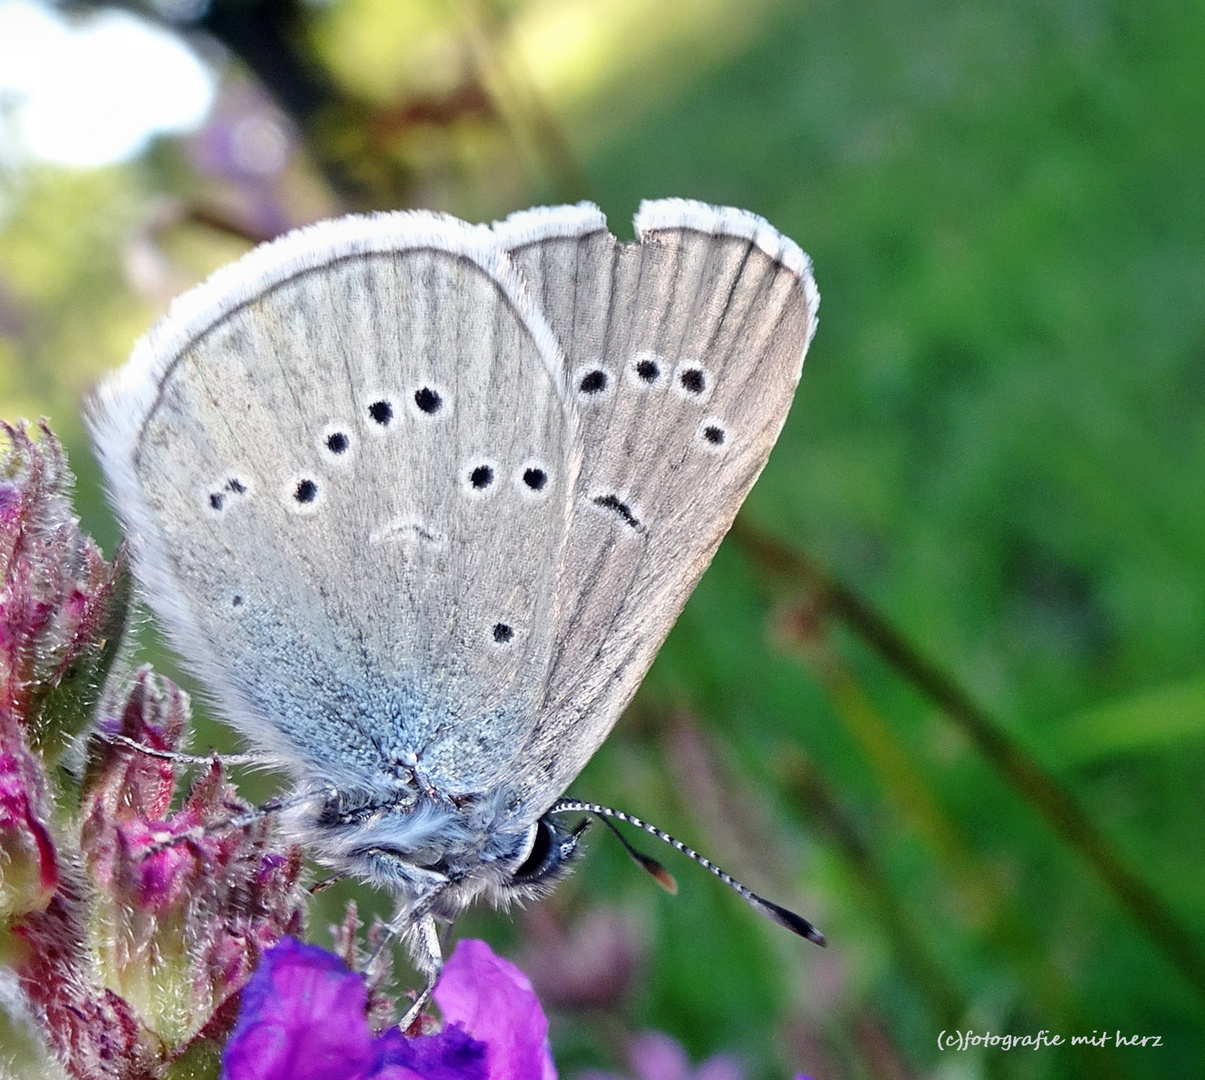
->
<box><xmin>0</xmin><ymin>422</ymin><xmax>130</xmax><ymax>761</ymax></box>
<box><xmin>0</xmin><ymin>749</ymin><xmax>58</xmax><ymax>913</ymax></box>
<box><xmin>0</xmin><ymin>420</ymin><xmax>305</xmax><ymax>1073</ymax></box>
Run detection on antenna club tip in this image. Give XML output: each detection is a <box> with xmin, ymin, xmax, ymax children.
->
<box><xmin>650</xmin><ymin>865</ymin><xmax>679</xmax><ymax>894</ymax></box>
<box><xmin>633</xmin><ymin>851</ymin><xmax>677</xmax><ymax>893</ymax></box>
<box><xmin>751</xmin><ymin>894</ymin><xmax>826</xmax><ymax>947</ymax></box>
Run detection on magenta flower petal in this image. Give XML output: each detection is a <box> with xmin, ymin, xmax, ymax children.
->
<box><xmin>223</xmin><ymin>939</ymin><xmax>496</xmax><ymax>1080</ymax></box>
<box><xmin>374</xmin><ymin>1023</ymin><xmax>487</xmax><ymax>1080</ymax></box>
<box><xmin>433</xmin><ymin>938</ymin><xmax>556</xmax><ymax>1080</ymax></box>
<box><xmin>223</xmin><ymin>937</ymin><xmax>375</xmax><ymax>1080</ymax></box>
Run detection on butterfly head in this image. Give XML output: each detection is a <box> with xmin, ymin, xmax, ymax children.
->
<box><xmin>286</xmin><ymin>783</ymin><xmax>590</xmax><ymax>918</ymax></box>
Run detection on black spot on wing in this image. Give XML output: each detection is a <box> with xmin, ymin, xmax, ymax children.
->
<box><xmin>414</xmin><ymin>387</ymin><xmax>442</xmax><ymax>414</ymax></box>
<box><xmin>579</xmin><ymin>369</ymin><xmax>608</xmax><ymax>394</ymax></box>
<box><xmin>592</xmin><ymin>494</ymin><xmax>642</xmax><ymax>530</ymax></box>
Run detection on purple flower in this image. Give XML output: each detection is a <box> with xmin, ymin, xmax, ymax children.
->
<box><xmin>435</xmin><ymin>938</ymin><xmax>557</xmax><ymax>1080</ymax></box>
<box><xmin>221</xmin><ymin>938</ymin><xmax>386</xmax><ymax>1080</ymax></box>
<box><xmin>223</xmin><ymin>937</ymin><xmax>556</xmax><ymax>1080</ymax></box>
<box><xmin>184</xmin><ymin>77</ymin><xmax>302</xmax><ymax>243</ymax></box>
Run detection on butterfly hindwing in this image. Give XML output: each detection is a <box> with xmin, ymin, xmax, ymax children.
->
<box><xmin>497</xmin><ymin>200</ymin><xmax>818</xmax><ymax>810</ymax></box>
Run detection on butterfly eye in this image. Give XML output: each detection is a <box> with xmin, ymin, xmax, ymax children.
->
<box><xmin>509</xmin><ymin>815</ymin><xmax>588</xmax><ymax>887</ymax></box>
<box><xmin>512</xmin><ymin>820</ymin><xmax>551</xmax><ymax>879</ymax></box>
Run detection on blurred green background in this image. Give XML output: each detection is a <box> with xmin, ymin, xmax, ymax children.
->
<box><xmin>2</xmin><ymin>0</ymin><xmax>1204</xmax><ymax>1076</ymax></box>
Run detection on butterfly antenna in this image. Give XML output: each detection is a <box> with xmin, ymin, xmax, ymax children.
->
<box><xmin>552</xmin><ymin>798</ymin><xmax>826</xmax><ymax>947</ymax></box>
<box><xmin>595</xmin><ymin>814</ymin><xmax>678</xmax><ymax>893</ymax></box>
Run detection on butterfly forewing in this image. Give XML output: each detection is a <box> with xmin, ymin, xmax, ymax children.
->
<box><xmin>94</xmin><ymin>220</ymin><xmax>578</xmax><ymax>797</ymax></box>
<box><xmin>498</xmin><ymin>201</ymin><xmax>817</xmax><ymax>809</ymax></box>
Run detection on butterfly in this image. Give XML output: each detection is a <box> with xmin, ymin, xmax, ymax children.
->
<box><xmin>90</xmin><ymin>199</ymin><xmax>821</xmax><ymax>1013</ymax></box>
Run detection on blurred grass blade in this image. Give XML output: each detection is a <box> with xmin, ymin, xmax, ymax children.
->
<box><xmin>1044</xmin><ymin>673</ymin><xmax>1205</xmax><ymax>766</ymax></box>
<box><xmin>736</xmin><ymin>520</ymin><xmax>1205</xmax><ymax>1001</ymax></box>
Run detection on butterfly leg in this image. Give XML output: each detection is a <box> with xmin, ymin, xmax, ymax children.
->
<box><xmin>95</xmin><ymin>731</ymin><xmax>263</xmax><ymax>767</ymax></box>
<box><xmin>398</xmin><ymin>913</ymin><xmax>442</xmax><ymax>1031</ymax></box>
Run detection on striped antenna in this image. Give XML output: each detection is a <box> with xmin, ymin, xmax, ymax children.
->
<box><xmin>551</xmin><ymin>798</ymin><xmax>826</xmax><ymax>947</ymax></box>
